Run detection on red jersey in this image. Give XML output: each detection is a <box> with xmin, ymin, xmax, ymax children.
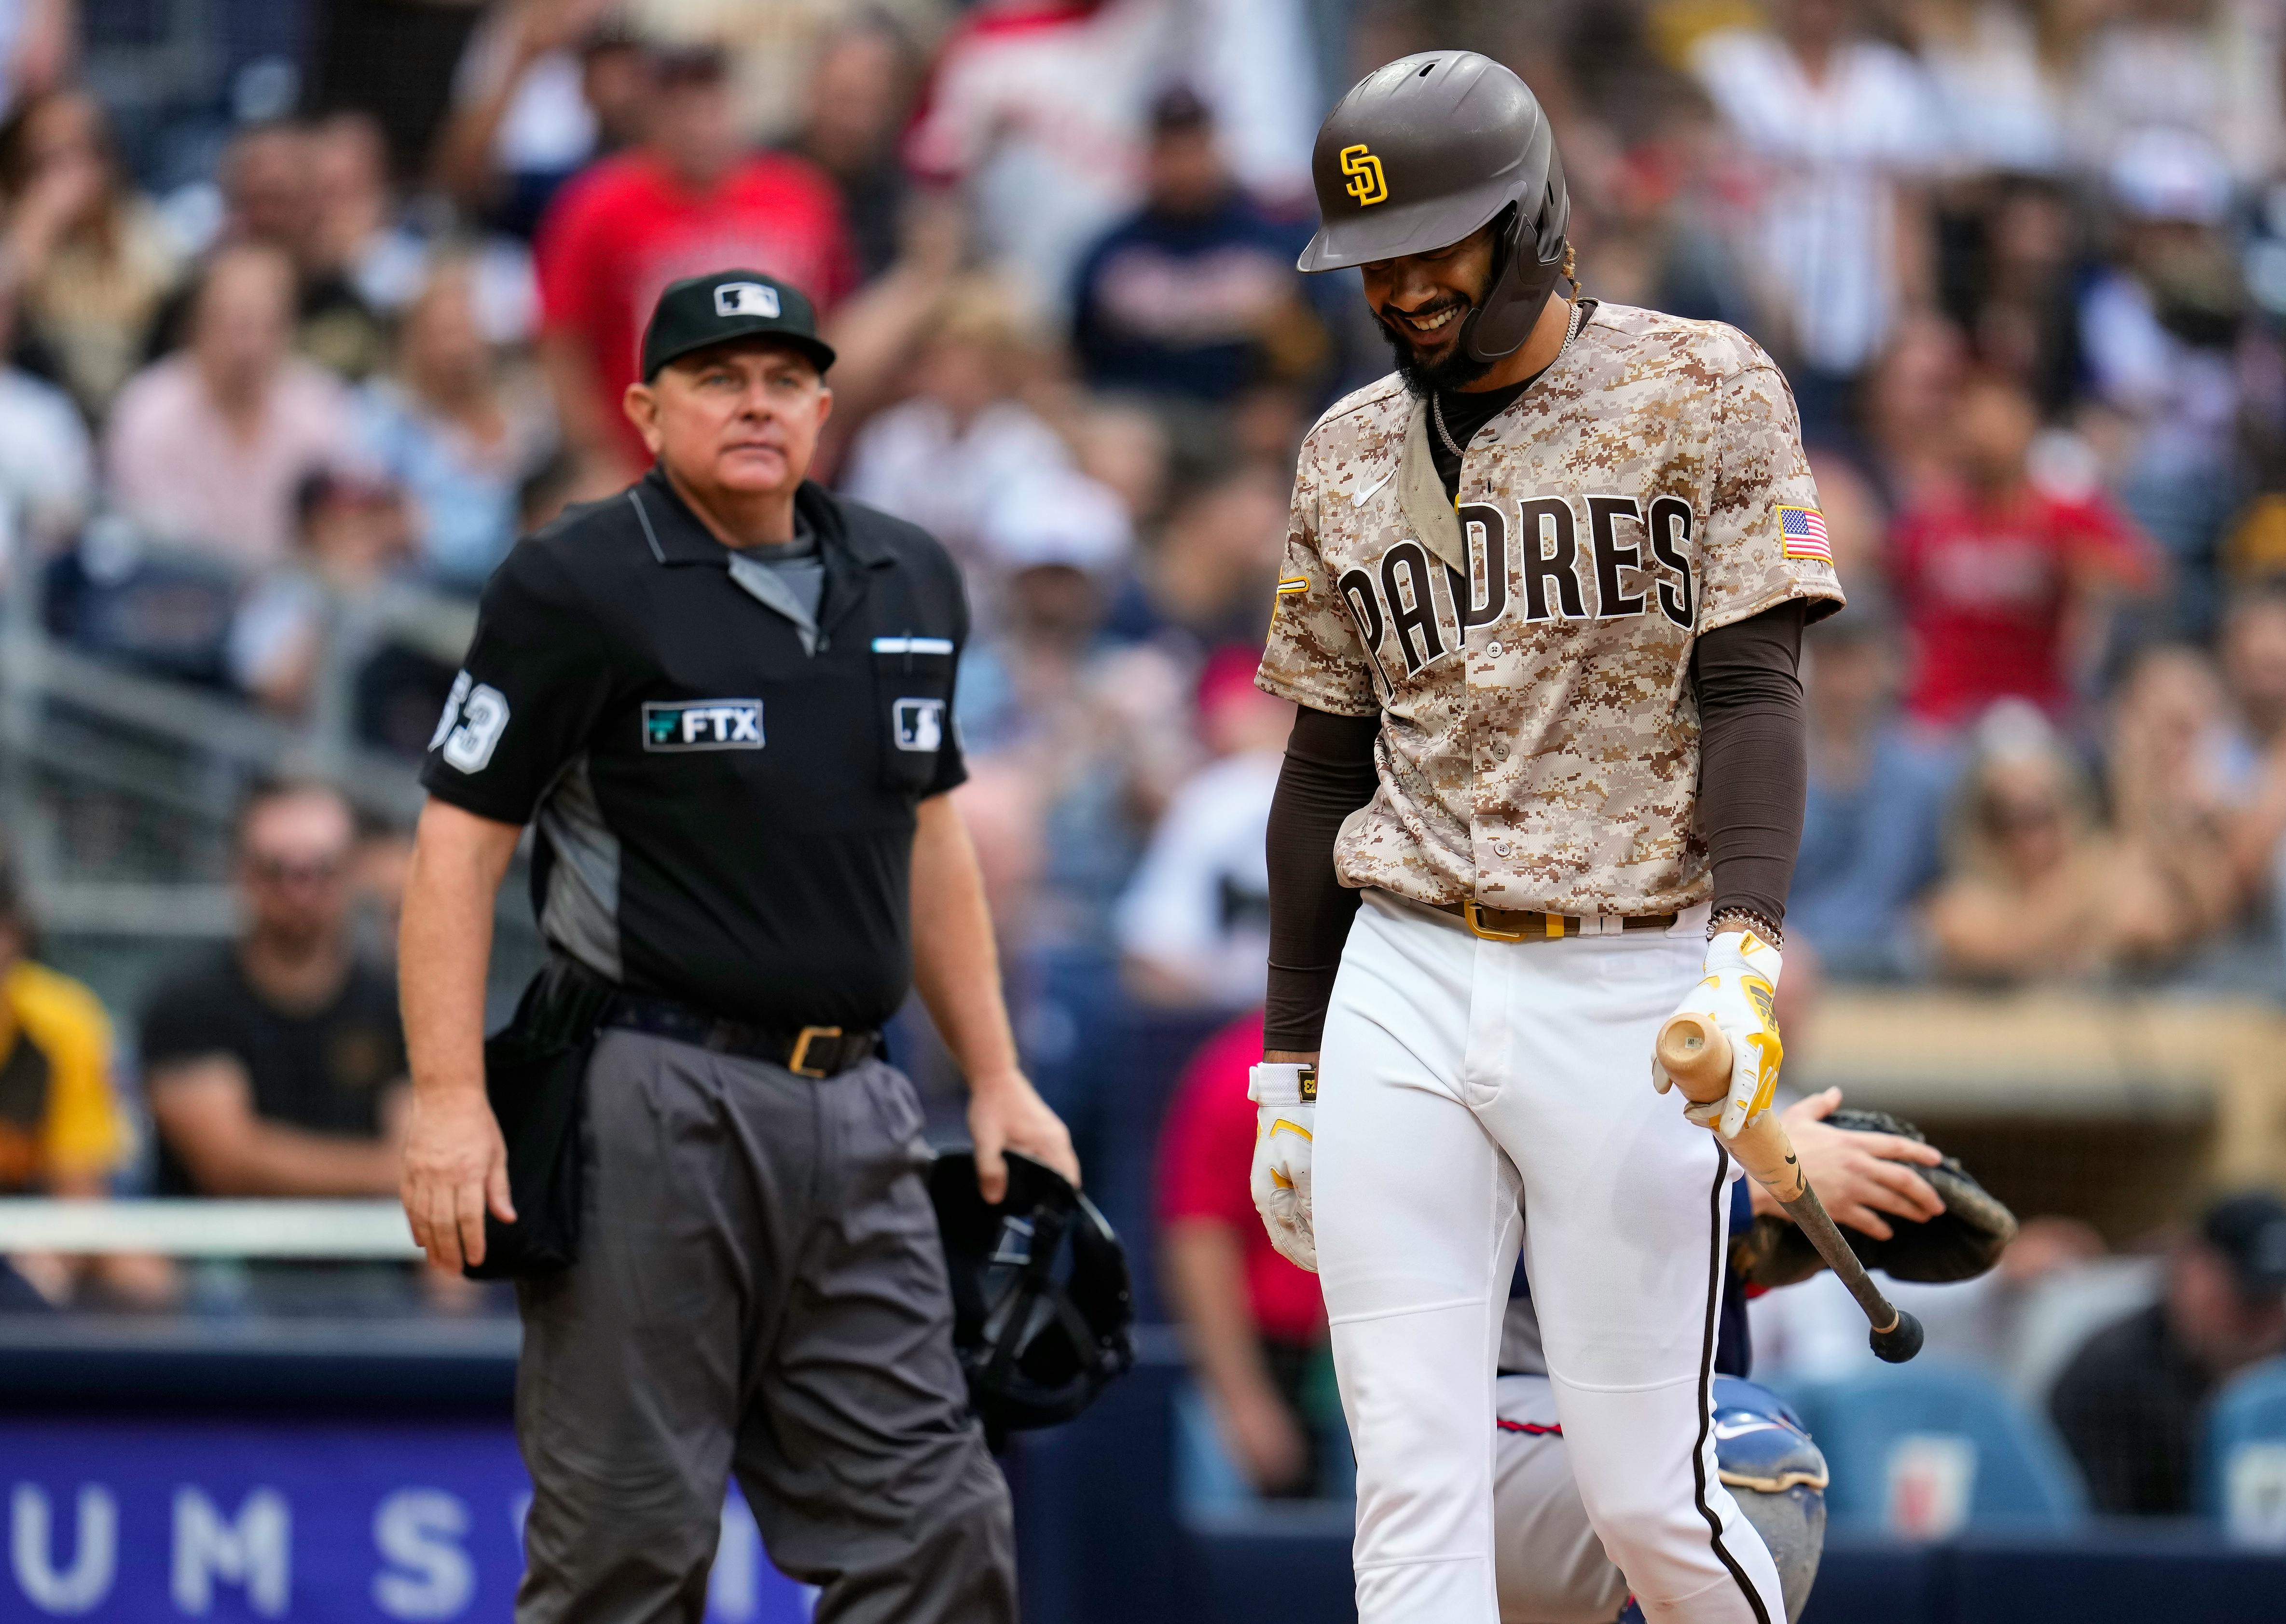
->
<box><xmin>534</xmin><ymin>150</ymin><xmax>857</xmax><ymax>468</ymax></box>
<box><xmin>1890</xmin><ymin>481</ymin><xmax>2153</xmax><ymax>727</ymax></box>
<box><xmin>1156</xmin><ymin>1010</ymin><xmax>1326</xmax><ymax>1346</ymax></box>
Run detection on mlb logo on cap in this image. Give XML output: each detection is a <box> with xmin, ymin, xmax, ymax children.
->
<box><xmin>641</xmin><ymin>268</ymin><xmax>836</xmax><ymax>379</ymax></box>
<box><xmin>715</xmin><ymin>281</ymin><xmax>780</xmax><ymax>319</ymax></box>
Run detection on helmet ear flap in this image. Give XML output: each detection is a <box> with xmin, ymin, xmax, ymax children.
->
<box><xmin>1453</xmin><ymin>204</ymin><xmax>1520</xmax><ymax>362</ymax></box>
<box><xmin>1461</xmin><ymin>206</ymin><xmax>1563</xmax><ymax>362</ymax></box>
<box><xmin>1535</xmin><ymin>143</ymin><xmax>1570</xmax><ymax>261</ymax></box>
<box><xmin>1493</xmin><ymin>202</ymin><xmax>1523</xmax><ymax>282</ymax></box>
<box><xmin>1458</xmin><ymin>111</ymin><xmax>1571</xmax><ymax>364</ymax></box>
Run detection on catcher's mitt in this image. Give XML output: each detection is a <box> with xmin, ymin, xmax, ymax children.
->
<box><xmin>1734</xmin><ymin>1109</ymin><xmax>2018</xmax><ymax>1289</ymax></box>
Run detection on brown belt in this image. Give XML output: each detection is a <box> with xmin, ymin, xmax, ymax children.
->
<box><xmin>1430</xmin><ymin>899</ymin><xmax>1680</xmax><ymax>942</ymax></box>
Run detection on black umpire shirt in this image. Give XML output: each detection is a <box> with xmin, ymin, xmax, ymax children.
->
<box><xmin>419</xmin><ymin>467</ymin><xmax>968</xmax><ymax>1030</ymax></box>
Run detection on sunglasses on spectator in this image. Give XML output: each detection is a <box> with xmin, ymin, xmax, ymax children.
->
<box><xmin>245</xmin><ymin>853</ymin><xmax>347</xmax><ymax>885</ymax></box>
<box><xmin>1985</xmin><ymin>799</ymin><xmax>2063</xmax><ymax>834</ymax></box>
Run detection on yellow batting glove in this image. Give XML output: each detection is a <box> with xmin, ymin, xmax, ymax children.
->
<box><xmin>1247</xmin><ymin>1063</ymin><xmax>1318</xmax><ymax>1272</ymax></box>
<box><xmin>1652</xmin><ymin>930</ymin><xmax>1784</xmax><ymax>1141</ymax></box>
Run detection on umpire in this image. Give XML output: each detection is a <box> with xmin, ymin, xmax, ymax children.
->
<box><xmin>397</xmin><ymin>268</ymin><xmax>1075</xmax><ymax>1624</ymax></box>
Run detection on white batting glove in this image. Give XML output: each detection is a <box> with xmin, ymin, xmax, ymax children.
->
<box><xmin>1248</xmin><ymin>1063</ymin><xmax>1318</xmax><ymax>1273</ymax></box>
<box><xmin>1653</xmin><ymin>928</ymin><xmax>1785</xmax><ymax>1141</ymax></box>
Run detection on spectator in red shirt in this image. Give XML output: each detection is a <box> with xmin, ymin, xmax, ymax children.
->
<box><xmin>1889</xmin><ymin>372</ymin><xmax>2156</xmax><ymax>729</ymax></box>
<box><xmin>533</xmin><ymin>45</ymin><xmax>856</xmax><ymax>480</ymax></box>
<box><xmin>1157</xmin><ymin>1008</ymin><xmax>1332</xmax><ymax>1498</ymax></box>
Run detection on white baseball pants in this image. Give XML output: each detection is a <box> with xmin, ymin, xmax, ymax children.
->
<box><xmin>1315</xmin><ymin>891</ymin><xmax>1786</xmax><ymax>1624</ymax></box>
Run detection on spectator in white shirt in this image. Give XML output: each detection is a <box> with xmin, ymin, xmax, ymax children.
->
<box><xmin>901</xmin><ymin>0</ymin><xmax>1314</xmax><ymax>316</ymax></box>
<box><xmin>1116</xmin><ymin>648</ymin><xmax>1294</xmax><ymax>1009</ymax></box>
<box><xmin>2067</xmin><ymin>0</ymin><xmax>2285</xmax><ymax>185</ymax></box>
<box><xmin>0</xmin><ymin>297</ymin><xmax>90</xmax><ymax>548</ymax></box>
<box><xmin>104</xmin><ymin>242</ymin><xmax>359</xmax><ymax>570</ymax></box>
<box><xmin>1906</xmin><ymin>0</ymin><xmax>2069</xmax><ymax>175</ymax></box>
<box><xmin>432</xmin><ymin>0</ymin><xmax>648</xmax><ymax>239</ymax></box>
<box><xmin>839</xmin><ymin>277</ymin><xmax>1070</xmax><ymax>565</ymax></box>
<box><xmin>358</xmin><ymin>257</ymin><xmax>557</xmax><ymax>592</ymax></box>
<box><xmin>955</xmin><ymin>465</ymin><xmax>1197</xmax><ymax>960</ymax></box>
<box><xmin>959</xmin><ymin>466</ymin><xmax>1138</xmax><ymax>755</ymax></box>
<box><xmin>1693</xmin><ymin>0</ymin><xmax>1947</xmax><ymax>434</ymax></box>
<box><xmin>2079</xmin><ymin>126</ymin><xmax>2246</xmax><ymax>631</ymax></box>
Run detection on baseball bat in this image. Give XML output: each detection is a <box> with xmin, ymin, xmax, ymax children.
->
<box><xmin>1655</xmin><ymin>1012</ymin><xmax>1923</xmax><ymax>1364</ymax></box>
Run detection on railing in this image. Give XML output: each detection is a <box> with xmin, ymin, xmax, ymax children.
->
<box><xmin>0</xmin><ymin>517</ymin><xmax>537</xmax><ymax>953</ymax></box>
<box><xmin>0</xmin><ymin>1197</ymin><xmax>421</xmax><ymax>1259</ymax></box>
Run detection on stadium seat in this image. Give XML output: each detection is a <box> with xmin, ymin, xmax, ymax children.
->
<box><xmin>1780</xmin><ymin>1362</ymin><xmax>2086</xmax><ymax>1535</ymax></box>
<box><xmin>2201</xmin><ymin>1355</ymin><xmax>2286</xmax><ymax>1546</ymax></box>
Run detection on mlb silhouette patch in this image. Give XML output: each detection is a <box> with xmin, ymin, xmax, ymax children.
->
<box><xmin>893</xmin><ymin>698</ymin><xmax>945</xmax><ymax>752</ymax></box>
<box><xmin>715</xmin><ymin>282</ymin><xmax>781</xmax><ymax>318</ymax></box>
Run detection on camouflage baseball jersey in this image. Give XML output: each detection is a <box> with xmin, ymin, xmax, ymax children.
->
<box><xmin>1257</xmin><ymin>302</ymin><xmax>1845</xmax><ymax>915</ymax></box>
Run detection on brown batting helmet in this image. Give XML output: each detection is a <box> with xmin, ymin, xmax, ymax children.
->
<box><xmin>1298</xmin><ymin>51</ymin><xmax>1571</xmax><ymax>363</ymax></box>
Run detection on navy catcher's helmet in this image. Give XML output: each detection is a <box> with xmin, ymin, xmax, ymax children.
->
<box><xmin>929</xmin><ymin>1148</ymin><xmax>1135</xmax><ymax>1447</ymax></box>
<box><xmin>1617</xmin><ymin>1377</ymin><xmax>1829</xmax><ymax>1624</ymax></box>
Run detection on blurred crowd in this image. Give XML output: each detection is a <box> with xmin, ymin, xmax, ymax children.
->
<box><xmin>11</xmin><ymin>0</ymin><xmax>2286</xmax><ymax>1021</ymax></box>
<box><xmin>5</xmin><ymin>0</ymin><xmax>2286</xmax><ymax>1541</ymax></box>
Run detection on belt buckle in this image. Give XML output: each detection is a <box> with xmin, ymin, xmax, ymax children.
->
<box><xmin>788</xmin><ymin>1025</ymin><xmax>843</xmax><ymax>1078</ymax></box>
<box><xmin>1462</xmin><ymin>900</ymin><xmax>1528</xmax><ymax>942</ymax></box>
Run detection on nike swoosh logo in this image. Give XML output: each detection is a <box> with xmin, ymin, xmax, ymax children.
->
<box><xmin>1353</xmin><ymin>467</ymin><xmax>1397</xmax><ymax>507</ymax></box>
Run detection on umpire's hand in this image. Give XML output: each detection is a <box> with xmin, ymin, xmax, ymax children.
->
<box><xmin>399</xmin><ymin>800</ymin><xmax>526</xmax><ymax>1273</ymax></box>
<box><xmin>401</xmin><ymin>1086</ymin><xmax>516</xmax><ymax>1272</ymax></box>
<box><xmin>967</xmin><ymin>1070</ymin><xmax>1079</xmax><ymax>1203</ymax></box>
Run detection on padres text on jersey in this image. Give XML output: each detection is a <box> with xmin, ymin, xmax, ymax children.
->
<box><xmin>1257</xmin><ymin>303</ymin><xmax>1845</xmax><ymax>917</ymax></box>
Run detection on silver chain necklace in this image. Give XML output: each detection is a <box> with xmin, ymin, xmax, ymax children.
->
<box><xmin>1432</xmin><ymin>298</ymin><xmax>1588</xmax><ymax>460</ymax></box>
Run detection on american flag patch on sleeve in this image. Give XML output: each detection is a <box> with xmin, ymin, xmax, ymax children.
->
<box><xmin>1778</xmin><ymin>506</ymin><xmax>1831</xmax><ymax>562</ymax></box>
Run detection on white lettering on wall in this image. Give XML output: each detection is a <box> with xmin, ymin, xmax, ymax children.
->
<box><xmin>171</xmin><ymin>1487</ymin><xmax>289</xmax><ymax>1617</ymax></box>
<box><xmin>372</xmin><ymin>1490</ymin><xmax>474</xmax><ymax>1621</ymax></box>
<box><xmin>9</xmin><ymin>1485</ymin><xmax>116</xmax><ymax>1614</ymax></box>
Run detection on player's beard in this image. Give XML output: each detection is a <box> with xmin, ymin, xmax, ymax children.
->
<box><xmin>1377</xmin><ymin>298</ymin><xmax>1495</xmax><ymax>397</ymax></box>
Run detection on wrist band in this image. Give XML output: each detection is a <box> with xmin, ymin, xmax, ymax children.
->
<box><xmin>1248</xmin><ymin>1062</ymin><xmax>1318</xmax><ymax>1105</ymax></box>
<box><xmin>1708</xmin><ymin>907</ymin><xmax>1783</xmax><ymax>949</ymax></box>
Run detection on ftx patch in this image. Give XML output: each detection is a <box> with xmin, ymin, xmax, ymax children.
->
<box><xmin>644</xmin><ymin>699</ymin><xmax>764</xmax><ymax>751</ymax></box>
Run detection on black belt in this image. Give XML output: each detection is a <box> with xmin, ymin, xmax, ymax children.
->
<box><xmin>604</xmin><ymin>992</ymin><xmax>881</xmax><ymax>1078</ymax></box>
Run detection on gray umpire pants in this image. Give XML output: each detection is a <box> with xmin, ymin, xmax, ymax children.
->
<box><xmin>513</xmin><ymin>1027</ymin><xmax>1018</xmax><ymax>1624</ymax></box>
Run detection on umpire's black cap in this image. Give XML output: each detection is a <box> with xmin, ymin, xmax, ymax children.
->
<box><xmin>639</xmin><ymin>269</ymin><xmax>836</xmax><ymax>382</ymax></box>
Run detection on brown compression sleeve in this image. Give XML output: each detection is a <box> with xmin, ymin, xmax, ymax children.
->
<box><xmin>1693</xmin><ymin>600</ymin><xmax>1809</xmax><ymax>928</ymax></box>
<box><xmin>1264</xmin><ymin>705</ymin><xmax>1381</xmax><ymax>1051</ymax></box>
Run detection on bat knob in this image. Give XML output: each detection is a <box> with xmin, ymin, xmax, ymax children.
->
<box><xmin>1654</xmin><ymin>1012</ymin><xmax>1731</xmax><ymax>1104</ymax></box>
<box><xmin>1870</xmin><ymin>1309</ymin><xmax>1924</xmax><ymax>1364</ymax></box>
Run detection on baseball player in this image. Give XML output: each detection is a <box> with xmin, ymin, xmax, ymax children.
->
<box><xmin>1490</xmin><ymin>1090</ymin><xmax>2024</xmax><ymax>1624</ymax></box>
<box><xmin>1493</xmin><ymin>1278</ymin><xmax>1825</xmax><ymax>1624</ymax></box>
<box><xmin>1247</xmin><ymin>53</ymin><xmax>1843</xmax><ymax>1624</ymax></box>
